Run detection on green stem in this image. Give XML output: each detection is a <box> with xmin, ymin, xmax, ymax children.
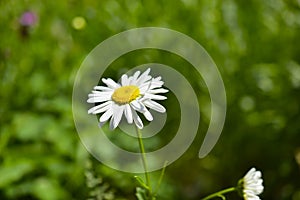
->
<box><xmin>135</xmin><ymin>127</ymin><xmax>152</xmax><ymax>195</ymax></box>
<box><xmin>153</xmin><ymin>161</ymin><xmax>168</xmax><ymax>196</ymax></box>
<box><xmin>201</xmin><ymin>187</ymin><xmax>236</xmax><ymax>200</ymax></box>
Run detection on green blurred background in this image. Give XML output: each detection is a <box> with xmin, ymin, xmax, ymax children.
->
<box><xmin>1</xmin><ymin>0</ymin><xmax>300</xmax><ymax>199</ymax></box>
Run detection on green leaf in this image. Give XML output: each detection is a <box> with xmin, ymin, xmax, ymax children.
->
<box><xmin>13</xmin><ymin>113</ymin><xmax>54</xmax><ymax>141</ymax></box>
<box><xmin>31</xmin><ymin>178</ymin><xmax>69</xmax><ymax>200</ymax></box>
<box><xmin>0</xmin><ymin>160</ymin><xmax>34</xmax><ymax>188</ymax></box>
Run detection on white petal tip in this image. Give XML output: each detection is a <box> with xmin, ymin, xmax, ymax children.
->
<box><xmin>137</xmin><ymin>126</ymin><xmax>143</xmax><ymax>129</ymax></box>
<box><xmin>87</xmin><ymin>99</ymin><xmax>93</xmax><ymax>103</ymax></box>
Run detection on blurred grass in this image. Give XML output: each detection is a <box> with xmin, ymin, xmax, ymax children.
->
<box><xmin>1</xmin><ymin>0</ymin><xmax>300</xmax><ymax>199</ymax></box>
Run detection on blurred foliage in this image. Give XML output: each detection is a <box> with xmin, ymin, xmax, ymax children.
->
<box><xmin>1</xmin><ymin>0</ymin><xmax>300</xmax><ymax>199</ymax></box>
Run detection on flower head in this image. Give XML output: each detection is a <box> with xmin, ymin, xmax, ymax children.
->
<box><xmin>19</xmin><ymin>11</ymin><xmax>37</xmax><ymax>27</ymax></box>
<box><xmin>87</xmin><ymin>68</ymin><xmax>168</xmax><ymax>129</ymax></box>
<box><xmin>238</xmin><ymin>168</ymin><xmax>264</xmax><ymax>200</ymax></box>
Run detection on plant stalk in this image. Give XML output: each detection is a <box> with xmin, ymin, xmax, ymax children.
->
<box><xmin>201</xmin><ymin>187</ymin><xmax>236</xmax><ymax>200</ymax></box>
<box><xmin>136</xmin><ymin>126</ymin><xmax>152</xmax><ymax>196</ymax></box>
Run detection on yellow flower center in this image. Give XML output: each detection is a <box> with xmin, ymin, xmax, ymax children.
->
<box><xmin>112</xmin><ymin>85</ymin><xmax>140</xmax><ymax>104</ymax></box>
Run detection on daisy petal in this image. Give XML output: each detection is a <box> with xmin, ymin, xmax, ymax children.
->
<box><xmin>87</xmin><ymin>95</ymin><xmax>111</xmax><ymax>103</ymax></box>
<box><xmin>88</xmin><ymin>91</ymin><xmax>112</xmax><ymax>98</ymax></box>
<box><xmin>143</xmin><ymin>100</ymin><xmax>166</xmax><ymax>113</ymax></box>
<box><xmin>94</xmin><ymin>86</ymin><xmax>113</xmax><ymax>91</ymax></box>
<box><xmin>143</xmin><ymin>109</ymin><xmax>153</xmax><ymax>121</ymax></box>
<box><xmin>109</xmin><ymin>116</ymin><xmax>115</xmax><ymax>130</ymax></box>
<box><xmin>139</xmin><ymin>79</ymin><xmax>164</xmax><ymax>91</ymax></box>
<box><xmin>144</xmin><ymin>93</ymin><xmax>167</xmax><ymax>100</ymax></box>
<box><xmin>132</xmin><ymin>108</ymin><xmax>143</xmax><ymax>129</ymax></box>
<box><xmin>99</xmin><ymin>108</ymin><xmax>113</xmax><ymax>122</ymax></box>
<box><xmin>102</xmin><ymin>78</ymin><xmax>120</xmax><ymax>89</ymax></box>
<box><xmin>121</xmin><ymin>74</ymin><xmax>129</xmax><ymax>86</ymax></box>
<box><xmin>149</xmin><ymin>81</ymin><xmax>164</xmax><ymax>90</ymax></box>
<box><xmin>136</xmin><ymin>68</ymin><xmax>151</xmax><ymax>85</ymax></box>
<box><xmin>139</xmin><ymin>82</ymin><xmax>151</xmax><ymax>94</ymax></box>
<box><xmin>131</xmin><ymin>70</ymin><xmax>141</xmax><ymax>85</ymax></box>
<box><xmin>149</xmin><ymin>88</ymin><xmax>169</xmax><ymax>94</ymax></box>
<box><xmin>154</xmin><ymin>76</ymin><xmax>162</xmax><ymax>81</ymax></box>
<box><xmin>88</xmin><ymin>101</ymin><xmax>111</xmax><ymax>114</ymax></box>
<box><xmin>92</xmin><ymin>90</ymin><xmax>104</xmax><ymax>94</ymax></box>
<box><xmin>124</xmin><ymin>104</ymin><xmax>133</xmax><ymax>123</ymax></box>
<box><xmin>128</xmin><ymin>76</ymin><xmax>133</xmax><ymax>85</ymax></box>
<box><xmin>130</xmin><ymin>100</ymin><xmax>146</xmax><ymax>112</ymax></box>
<box><xmin>111</xmin><ymin>105</ymin><xmax>124</xmax><ymax>129</ymax></box>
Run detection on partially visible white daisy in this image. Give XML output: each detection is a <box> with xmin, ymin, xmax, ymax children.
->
<box><xmin>87</xmin><ymin>68</ymin><xmax>168</xmax><ymax>129</ymax></box>
<box><xmin>238</xmin><ymin>167</ymin><xmax>264</xmax><ymax>200</ymax></box>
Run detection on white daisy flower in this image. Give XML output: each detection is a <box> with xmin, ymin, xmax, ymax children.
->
<box><xmin>239</xmin><ymin>167</ymin><xmax>264</xmax><ymax>200</ymax></box>
<box><xmin>87</xmin><ymin>68</ymin><xmax>168</xmax><ymax>130</ymax></box>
